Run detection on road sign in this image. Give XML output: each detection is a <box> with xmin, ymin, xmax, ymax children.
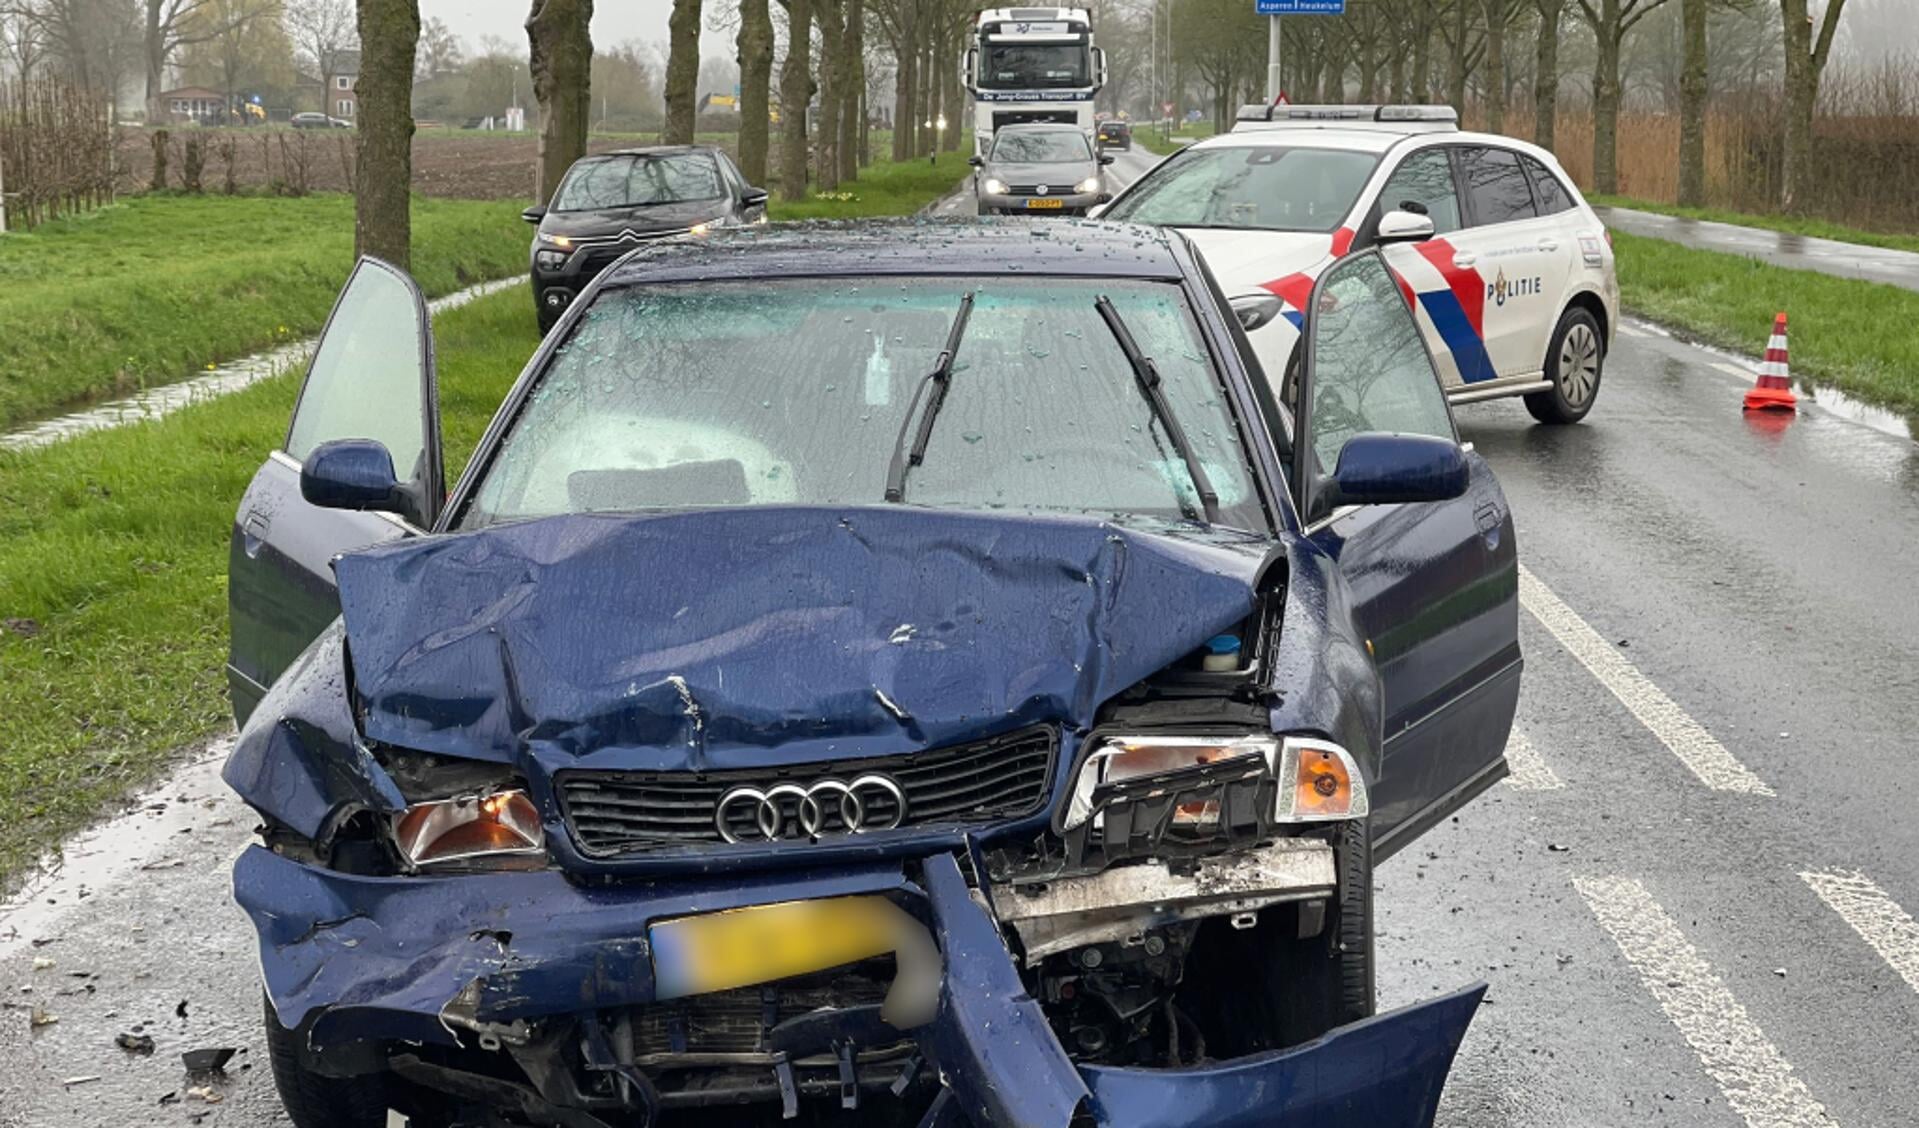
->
<box><xmin>1256</xmin><ymin>0</ymin><xmax>1344</xmax><ymax>13</ymax></box>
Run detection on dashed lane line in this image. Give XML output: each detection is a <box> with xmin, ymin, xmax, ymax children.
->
<box><xmin>1517</xmin><ymin>565</ymin><xmax>1773</xmax><ymax>795</ymax></box>
<box><xmin>1800</xmin><ymin>868</ymin><xmax>1919</xmax><ymax>996</ymax></box>
<box><xmin>1574</xmin><ymin>875</ymin><xmax>1839</xmax><ymax>1128</ymax></box>
<box><xmin>1500</xmin><ymin>731</ymin><xmax>1563</xmax><ymax>791</ymax></box>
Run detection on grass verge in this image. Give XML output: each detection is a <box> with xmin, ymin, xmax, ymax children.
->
<box><xmin>1613</xmin><ymin>231</ymin><xmax>1919</xmax><ymax>414</ymax></box>
<box><xmin>1592</xmin><ymin>194</ymin><xmax>1919</xmax><ymax>256</ymax></box>
<box><xmin>1134</xmin><ymin>123</ymin><xmax>1217</xmax><ymax>156</ymax></box>
<box><xmin>0</xmin><ymin>194</ymin><xmax>531</xmax><ymax>432</ymax></box>
<box><xmin>767</xmin><ymin>141</ymin><xmax>973</xmax><ymax>220</ymax></box>
<box><xmin>0</xmin><ymin>288</ymin><xmax>539</xmax><ymax>887</ymax></box>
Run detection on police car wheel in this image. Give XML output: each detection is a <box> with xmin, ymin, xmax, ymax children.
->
<box><xmin>1526</xmin><ymin>307</ymin><xmax>1603</xmax><ymax>424</ymax></box>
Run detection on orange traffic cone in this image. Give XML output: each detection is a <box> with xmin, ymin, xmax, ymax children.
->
<box><xmin>1743</xmin><ymin>312</ymin><xmax>1798</xmax><ymax>412</ymax></box>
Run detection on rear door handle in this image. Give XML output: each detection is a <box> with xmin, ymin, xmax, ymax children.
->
<box><xmin>1453</xmin><ymin>252</ymin><xmax>1477</xmax><ymax>268</ymax></box>
<box><xmin>1474</xmin><ymin>500</ymin><xmax>1503</xmax><ymax>548</ymax></box>
<box><xmin>242</xmin><ymin>510</ymin><xmax>270</xmax><ymax>559</ymax></box>
<box><xmin>1538</xmin><ymin>239</ymin><xmax>1561</xmax><ymax>252</ymax></box>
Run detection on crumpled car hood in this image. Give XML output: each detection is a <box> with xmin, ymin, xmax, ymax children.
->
<box><xmin>335</xmin><ymin>507</ymin><xmax>1272</xmax><ymax>771</ymax></box>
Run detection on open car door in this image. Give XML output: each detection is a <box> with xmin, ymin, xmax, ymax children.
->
<box><xmin>1294</xmin><ymin>249</ymin><xmax>1521</xmax><ymax>861</ymax></box>
<box><xmin>226</xmin><ymin>257</ymin><xmax>444</xmax><ymax>725</ymax></box>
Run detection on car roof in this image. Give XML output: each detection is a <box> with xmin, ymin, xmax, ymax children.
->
<box><xmin>602</xmin><ymin>219</ymin><xmax>1188</xmax><ymax>285</ymax></box>
<box><xmin>585</xmin><ymin>144</ymin><xmax>727</xmax><ymax>159</ymax></box>
<box><xmin>1186</xmin><ymin>125</ymin><xmax>1572</xmax><ymax>168</ymax></box>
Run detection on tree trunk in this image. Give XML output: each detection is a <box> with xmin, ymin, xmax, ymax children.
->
<box><xmin>143</xmin><ymin>0</ymin><xmax>165</xmax><ymax>122</ymax></box>
<box><xmin>355</xmin><ymin>0</ymin><xmax>419</xmax><ymax>268</ymax></box>
<box><xmin>1592</xmin><ymin>22</ymin><xmax>1619</xmax><ymax>194</ymax></box>
<box><xmin>663</xmin><ymin>0</ymin><xmax>701</xmax><ymax>144</ymax></box>
<box><xmin>816</xmin><ymin>0</ymin><xmax>842</xmax><ymax>191</ymax></box>
<box><xmin>1780</xmin><ymin>0</ymin><xmax>1845</xmax><ymax>214</ymax></box>
<box><xmin>942</xmin><ymin>23</ymin><xmax>961</xmax><ymax>151</ymax></box>
<box><xmin>891</xmin><ymin>33</ymin><xmax>915</xmax><ymax>162</ymax></box>
<box><xmin>150</xmin><ymin>128</ymin><xmax>168</xmax><ymax>190</ymax></box>
<box><xmin>1483</xmin><ymin>0</ymin><xmax>1505</xmax><ymax>133</ymax></box>
<box><xmin>1412</xmin><ymin>19</ymin><xmax>1432</xmax><ymax>102</ymax></box>
<box><xmin>738</xmin><ymin>0</ymin><xmax>775</xmax><ymax>184</ymax></box>
<box><xmin>1677</xmin><ymin>0</ymin><xmax>1707</xmax><ymax>206</ymax></box>
<box><xmin>779</xmin><ymin>0</ymin><xmax>813</xmax><ymax>201</ymax></box>
<box><xmin>1533</xmin><ymin>0</ymin><xmax>1559</xmax><ymax>149</ymax></box>
<box><xmin>1449</xmin><ymin>0</ymin><xmax>1471</xmax><ymax>111</ymax></box>
<box><xmin>527</xmin><ymin>0</ymin><xmax>593</xmax><ymax>206</ymax></box>
<box><xmin>839</xmin><ymin>0</ymin><xmax>862</xmax><ymax>179</ymax></box>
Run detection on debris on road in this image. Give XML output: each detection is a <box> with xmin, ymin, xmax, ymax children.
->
<box><xmin>61</xmin><ymin>1075</ymin><xmax>100</xmax><ymax>1087</ymax></box>
<box><xmin>181</xmin><ymin>1046</ymin><xmax>236</xmax><ymax>1073</ymax></box>
<box><xmin>185</xmin><ymin>1084</ymin><xmax>223</xmax><ymax>1103</ymax></box>
<box><xmin>116</xmin><ymin>1031</ymin><xmax>156</xmax><ymax>1055</ymax></box>
<box><xmin>29</xmin><ymin>1005</ymin><xmax>57</xmax><ymax>1027</ymax></box>
<box><xmin>31</xmin><ymin>956</ymin><xmax>54</xmax><ymax>970</ymax></box>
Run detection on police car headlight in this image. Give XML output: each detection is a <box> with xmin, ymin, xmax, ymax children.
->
<box><xmin>1075</xmin><ymin>176</ymin><xmax>1100</xmax><ymax>194</ymax></box>
<box><xmin>1230</xmin><ymin>294</ymin><xmax>1283</xmax><ymax>333</ymax></box>
<box><xmin>983</xmin><ymin>178</ymin><xmax>1009</xmax><ymax>195</ymax></box>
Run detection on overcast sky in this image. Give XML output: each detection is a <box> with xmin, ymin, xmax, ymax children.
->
<box><xmin>421</xmin><ymin>0</ymin><xmax>738</xmax><ymax>58</ymax></box>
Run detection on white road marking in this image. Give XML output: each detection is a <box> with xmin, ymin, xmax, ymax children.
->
<box><xmin>1518</xmin><ymin>565</ymin><xmax>1773</xmax><ymax>795</ymax></box>
<box><xmin>1500</xmin><ymin>730</ymin><xmax>1563</xmax><ymax>790</ymax></box>
<box><xmin>1801</xmin><ymin>868</ymin><xmax>1919</xmax><ymax>995</ymax></box>
<box><xmin>1574</xmin><ymin>875</ymin><xmax>1839</xmax><ymax>1128</ymax></box>
<box><xmin>1617</xmin><ymin>324</ymin><xmax>1651</xmax><ymax>338</ymax></box>
<box><xmin>1713</xmin><ymin>360</ymin><xmax>1756</xmax><ymax>381</ymax></box>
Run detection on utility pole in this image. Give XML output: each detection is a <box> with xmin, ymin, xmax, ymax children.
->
<box><xmin>1266</xmin><ymin>15</ymin><xmax>1282</xmax><ymax>102</ymax></box>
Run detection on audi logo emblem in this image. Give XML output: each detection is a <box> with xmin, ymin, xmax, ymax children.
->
<box><xmin>714</xmin><ymin>775</ymin><xmax>907</xmax><ymax>843</ymax></box>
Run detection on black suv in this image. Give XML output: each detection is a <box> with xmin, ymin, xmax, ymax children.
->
<box><xmin>521</xmin><ymin>144</ymin><xmax>769</xmax><ymax>334</ymax></box>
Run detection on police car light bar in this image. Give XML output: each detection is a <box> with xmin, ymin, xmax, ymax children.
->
<box><xmin>1234</xmin><ymin>104</ymin><xmax>1459</xmax><ymax>127</ymax></box>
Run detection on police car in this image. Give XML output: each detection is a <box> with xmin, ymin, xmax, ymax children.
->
<box><xmin>1099</xmin><ymin>104</ymin><xmax>1618</xmax><ymax>423</ymax></box>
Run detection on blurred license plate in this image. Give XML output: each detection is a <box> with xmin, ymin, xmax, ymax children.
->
<box><xmin>650</xmin><ymin>896</ymin><xmax>897</xmax><ymax>1000</ymax></box>
<box><xmin>1025</xmin><ymin>199</ymin><xmax>1064</xmax><ymax>209</ymax></box>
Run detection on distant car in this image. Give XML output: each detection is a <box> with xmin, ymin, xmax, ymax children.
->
<box><xmin>521</xmin><ymin>144</ymin><xmax>769</xmax><ymax>334</ymax></box>
<box><xmin>971</xmin><ymin>122</ymin><xmax>1114</xmax><ymax>217</ymax></box>
<box><xmin>289</xmin><ymin>113</ymin><xmax>330</xmax><ymax>130</ymax></box>
<box><xmin>327</xmin><ymin>116</ymin><xmax>352</xmax><ymax>129</ymax></box>
<box><xmin>1097</xmin><ymin>120</ymin><xmax>1132</xmax><ymax>150</ymax></box>
<box><xmin>1100</xmin><ymin>103</ymin><xmax>1619</xmax><ymax>424</ymax></box>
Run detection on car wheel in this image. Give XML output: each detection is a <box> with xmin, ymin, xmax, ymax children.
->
<box><xmin>1177</xmin><ymin>819</ymin><xmax>1374</xmax><ymax>1054</ymax></box>
<box><xmin>263</xmin><ymin>994</ymin><xmax>393</xmax><ymax>1128</ymax></box>
<box><xmin>1525</xmin><ymin>306</ymin><xmax>1603</xmax><ymax>424</ymax></box>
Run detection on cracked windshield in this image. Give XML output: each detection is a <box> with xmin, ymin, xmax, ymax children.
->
<box><xmin>463</xmin><ymin>278</ymin><xmax>1263</xmax><ymax>529</ymax></box>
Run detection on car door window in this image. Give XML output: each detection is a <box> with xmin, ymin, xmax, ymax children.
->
<box><xmin>1520</xmin><ymin>154</ymin><xmax>1572</xmax><ymax>215</ymax></box>
<box><xmin>1304</xmin><ymin>253</ymin><xmax>1454</xmax><ymax>476</ymax></box>
<box><xmin>1459</xmin><ymin>146</ymin><xmax>1537</xmax><ymax>227</ymax></box>
<box><xmin>1377</xmin><ymin>149</ymin><xmax>1462</xmax><ymax>235</ymax></box>
<box><xmin>284</xmin><ymin>258</ymin><xmax>438</xmax><ymax>512</ymax></box>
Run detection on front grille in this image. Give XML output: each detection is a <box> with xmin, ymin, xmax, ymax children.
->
<box><xmin>559</xmin><ymin>726</ymin><xmax>1056</xmax><ymax>857</ymax></box>
<box><xmin>632</xmin><ymin>971</ymin><xmax>892</xmax><ymax>1056</ymax></box>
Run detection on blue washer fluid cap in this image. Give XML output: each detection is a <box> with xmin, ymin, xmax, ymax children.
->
<box><xmin>1204</xmin><ymin>634</ymin><xmax>1241</xmax><ymax>655</ymax></box>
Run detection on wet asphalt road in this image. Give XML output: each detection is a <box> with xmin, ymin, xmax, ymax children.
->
<box><xmin>1594</xmin><ymin>205</ymin><xmax>1919</xmax><ymax>293</ymax></box>
<box><xmin>5</xmin><ymin>167</ymin><xmax>1919</xmax><ymax>1128</ymax></box>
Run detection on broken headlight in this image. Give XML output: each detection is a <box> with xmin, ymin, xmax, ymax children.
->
<box><xmin>392</xmin><ymin>791</ymin><xmax>544</xmax><ymax>867</ymax></box>
<box><xmin>1061</xmin><ymin>733</ymin><xmax>1368</xmax><ymax>836</ymax></box>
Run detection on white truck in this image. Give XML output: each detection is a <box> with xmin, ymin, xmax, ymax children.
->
<box><xmin>961</xmin><ymin>7</ymin><xmax>1107</xmax><ymax>158</ymax></box>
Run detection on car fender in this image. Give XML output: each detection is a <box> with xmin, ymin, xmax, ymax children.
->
<box><xmin>1265</xmin><ymin>535</ymin><xmax>1384</xmax><ymax>783</ymax></box>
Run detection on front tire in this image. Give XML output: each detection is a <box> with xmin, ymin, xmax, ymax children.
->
<box><xmin>1525</xmin><ymin>306</ymin><xmax>1604</xmax><ymax>424</ymax></box>
<box><xmin>1179</xmin><ymin>819</ymin><xmax>1374</xmax><ymax>1054</ymax></box>
<box><xmin>264</xmin><ymin>995</ymin><xmax>393</xmax><ymax>1128</ymax></box>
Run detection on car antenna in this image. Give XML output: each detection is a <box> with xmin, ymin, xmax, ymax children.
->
<box><xmin>884</xmin><ymin>291</ymin><xmax>976</xmax><ymax>504</ymax></box>
<box><xmin>1093</xmin><ymin>295</ymin><xmax>1220</xmax><ymax>524</ymax></box>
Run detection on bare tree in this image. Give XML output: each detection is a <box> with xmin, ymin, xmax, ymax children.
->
<box><xmin>778</xmin><ymin>0</ymin><xmax>812</xmax><ymax>200</ymax></box>
<box><xmin>1779</xmin><ymin>0</ymin><xmax>1845</xmax><ymax>213</ymax></box>
<box><xmin>736</xmin><ymin>0</ymin><xmax>773</xmax><ymax>182</ymax></box>
<box><xmin>1532</xmin><ymin>0</ymin><xmax>1560</xmax><ymax>147</ymax></box>
<box><xmin>662</xmin><ymin>0</ymin><xmax>699</xmax><ymax>142</ymax></box>
<box><xmin>285</xmin><ymin>0</ymin><xmax>353</xmax><ymax>110</ymax></box>
<box><xmin>142</xmin><ymin>0</ymin><xmax>236</xmax><ymax>119</ymax></box>
<box><xmin>415</xmin><ymin>14</ymin><xmax>460</xmax><ymax>78</ymax></box>
<box><xmin>526</xmin><ymin>0</ymin><xmax>591</xmax><ymax>204</ymax></box>
<box><xmin>0</xmin><ymin>4</ymin><xmax>47</xmax><ymax>79</ymax></box>
<box><xmin>1676</xmin><ymin>0</ymin><xmax>1706</xmax><ymax>204</ymax></box>
<box><xmin>1481</xmin><ymin>0</ymin><xmax>1520</xmax><ymax>131</ymax></box>
<box><xmin>355</xmin><ymin>0</ymin><xmax>417</xmax><ymax>267</ymax></box>
<box><xmin>1576</xmin><ymin>0</ymin><xmax>1672</xmax><ymax>193</ymax></box>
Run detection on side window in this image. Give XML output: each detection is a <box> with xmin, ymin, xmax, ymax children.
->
<box><xmin>1460</xmin><ymin>146</ymin><xmax>1537</xmax><ymax>226</ymax></box>
<box><xmin>1378</xmin><ymin>149</ymin><xmax>1462</xmax><ymax>235</ymax></box>
<box><xmin>1521</xmin><ymin>154</ymin><xmax>1572</xmax><ymax>215</ymax></box>
<box><xmin>1304</xmin><ymin>254</ymin><xmax>1454</xmax><ymax>475</ymax></box>
<box><xmin>285</xmin><ymin>259</ymin><xmax>433</xmax><ymax>487</ymax></box>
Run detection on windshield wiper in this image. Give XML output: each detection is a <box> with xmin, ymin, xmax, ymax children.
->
<box><xmin>1093</xmin><ymin>295</ymin><xmax>1221</xmax><ymax>524</ymax></box>
<box><xmin>884</xmin><ymin>292</ymin><xmax>976</xmax><ymax>503</ymax></box>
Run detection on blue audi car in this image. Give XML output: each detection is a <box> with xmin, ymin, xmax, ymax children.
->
<box><xmin>223</xmin><ymin>219</ymin><xmax>1519</xmax><ymax>1127</ymax></box>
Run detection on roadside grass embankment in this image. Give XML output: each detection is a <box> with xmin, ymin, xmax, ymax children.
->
<box><xmin>768</xmin><ymin>141</ymin><xmax>974</xmax><ymax>220</ymax></box>
<box><xmin>1612</xmin><ymin>231</ymin><xmax>1919</xmax><ymax>415</ymax></box>
<box><xmin>1134</xmin><ymin>123</ymin><xmax>1216</xmax><ymax>157</ymax></box>
<box><xmin>1592</xmin><ymin>195</ymin><xmax>1919</xmax><ymax>256</ymax></box>
<box><xmin>0</xmin><ymin>289</ymin><xmax>538</xmax><ymax>888</ymax></box>
<box><xmin>0</xmin><ymin>194</ymin><xmax>530</xmax><ymax>432</ymax></box>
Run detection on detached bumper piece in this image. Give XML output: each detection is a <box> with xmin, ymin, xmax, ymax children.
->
<box><xmin>236</xmin><ymin>848</ymin><xmax>1481</xmax><ymax>1128</ymax></box>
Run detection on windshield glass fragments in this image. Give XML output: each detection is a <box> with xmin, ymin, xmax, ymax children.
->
<box><xmin>461</xmin><ymin>277</ymin><xmax>1264</xmax><ymax>530</ymax></box>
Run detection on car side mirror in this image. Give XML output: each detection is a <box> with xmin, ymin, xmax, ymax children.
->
<box><xmin>521</xmin><ymin>205</ymin><xmax>547</xmax><ymax>224</ymax></box>
<box><xmin>1376</xmin><ymin>209</ymin><xmax>1435</xmax><ymax>245</ymax></box>
<box><xmin>301</xmin><ymin>438</ymin><xmax>408</xmax><ymax>514</ymax></box>
<box><xmin>1099</xmin><ymin>153</ymin><xmax>1115</xmax><ymax>166</ymax></box>
<box><xmin>968</xmin><ymin>155</ymin><xmax>983</xmax><ymax>167</ymax></box>
<box><xmin>742</xmin><ymin>187</ymin><xmax>770</xmax><ymax>207</ymax></box>
<box><xmin>1319</xmin><ymin>433</ymin><xmax>1468</xmax><ymax>508</ymax></box>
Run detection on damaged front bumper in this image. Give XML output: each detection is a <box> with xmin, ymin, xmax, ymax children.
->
<box><xmin>236</xmin><ymin>847</ymin><xmax>1480</xmax><ymax>1127</ymax></box>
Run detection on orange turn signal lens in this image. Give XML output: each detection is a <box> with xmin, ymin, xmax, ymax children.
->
<box><xmin>1274</xmin><ymin>737</ymin><xmax>1369</xmax><ymax>823</ymax></box>
<box><xmin>393</xmin><ymin>790</ymin><xmax>544</xmax><ymax>866</ymax></box>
